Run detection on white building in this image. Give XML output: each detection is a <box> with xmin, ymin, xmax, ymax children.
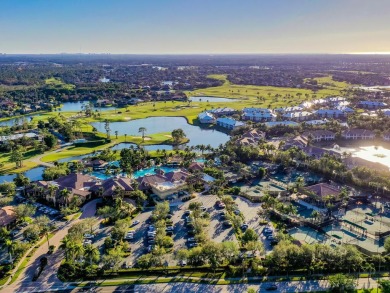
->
<box><xmin>198</xmin><ymin>112</ymin><xmax>216</xmax><ymax>124</ymax></box>
<box><xmin>342</xmin><ymin>129</ymin><xmax>375</xmax><ymax>140</ymax></box>
<box><xmin>242</xmin><ymin>108</ymin><xmax>276</xmax><ymax>122</ymax></box>
<box><xmin>282</xmin><ymin>111</ymin><xmax>312</xmax><ymax>121</ymax></box>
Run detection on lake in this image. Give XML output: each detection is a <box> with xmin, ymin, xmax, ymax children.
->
<box><xmin>329</xmin><ymin>145</ymin><xmax>390</xmax><ymax>170</ymax></box>
<box><xmin>0</xmin><ymin>167</ymin><xmax>45</xmax><ymax>184</ymax></box>
<box><xmin>0</xmin><ymin>114</ymin><xmax>39</xmax><ymax>127</ymax></box>
<box><xmin>58</xmin><ymin>101</ymin><xmax>116</xmax><ymax>112</ymax></box>
<box><xmin>91</xmin><ymin>116</ymin><xmax>230</xmax><ymax>148</ymax></box>
<box><xmin>189</xmin><ymin>96</ymin><xmax>236</xmax><ymax>103</ymax></box>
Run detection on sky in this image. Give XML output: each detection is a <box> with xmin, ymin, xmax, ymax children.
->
<box><xmin>1</xmin><ymin>0</ymin><xmax>390</xmax><ymax>54</ymax></box>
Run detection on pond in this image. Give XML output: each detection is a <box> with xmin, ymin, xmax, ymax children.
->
<box><xmin>0</xmin><ymin>167</ymin><xmax>45</xmax><ymax>184</ymax></box>
<box><xmin>91</xmin><ymin>116</ymin><xmax>230</xmax><ymax>148</ymax></box>
<box><xmin>189</xmin><ymin>96</ymin><xmax>237</xmax><ymax>103</ymax></box>
<box><xmin>0</xmin><ymin>114</ymin><xmax>39</xmax><ymax>127</ymax></box>
<box><xmin>58</xmin><ymin>101</ymin><xmax>116</xmax><ymax>112</ymax></box>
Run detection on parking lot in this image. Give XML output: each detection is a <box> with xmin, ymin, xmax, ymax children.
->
<box><xmin>83</xmin><ymin>194</ymin><xmax>275</xmax><ymax>268</ymax></box>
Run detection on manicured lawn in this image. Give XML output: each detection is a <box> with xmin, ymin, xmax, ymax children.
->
<box><xmin>40</xmin><ymin>133</ymin><xmax>188</xmax><ymax>163</ymax></box>
<box><xmin>45</xmin><ymin>77</ymin><xmax>75</xmax><ymax>90</ymax></box>
<box><xmin>0</xmin><ymin>149</ymin><xmax>41</xmax><ymax>175</ymax></box>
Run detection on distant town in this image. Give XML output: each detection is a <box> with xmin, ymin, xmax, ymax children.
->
<box><xmin>1</xmin><ymin>54</ymin><xmax>390</xmax><ymax>292</ymax></box>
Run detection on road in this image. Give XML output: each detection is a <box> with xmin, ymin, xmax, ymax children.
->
<box><xmin>68</xmin><ymin>276</ymin><xmax>382</xmax><ymax>293</ymax></box>
<box><xmin>1</xmin><ymin>199</ymin><xmax>100</xmax><ymax>293</ymax></box>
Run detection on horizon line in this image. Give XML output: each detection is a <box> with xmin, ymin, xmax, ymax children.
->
<box><xmin>2</xmin><ymin>52</ymin><xmax>390</xmax><ymax>56</ymax></box>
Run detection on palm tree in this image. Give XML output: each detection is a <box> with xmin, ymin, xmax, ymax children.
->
<box><xmin>5</xmin><ymin>239</ymin><xmax>14</xmax><ymax>263</ymax></box>
<box><xmin>139</xmin><ymin>127</ymin><xmax>147</xmax><ymax>142</ymax></box>
<box><xmin>124</xmin><ymin>134</ymin><xmax>127</xmax><ymax>142</ymax></box>
<box><xmin>115</xmin><ymin>131</ymin><xmax>118</xmax><ymax>139</ymax></box>
<box><xmin>84</xmin><ymin>244</ymin><xmax>99</xmax><ymax>265</ymax></box>
<box><xmin>59</xmin><ymin>188</ymin><xmax>72</xmax><ymax>208</ymax></box>
<box><xmin>59</xmin><ymin>236</ymin><xmax>73</xmax><ymax>262</ymax></box>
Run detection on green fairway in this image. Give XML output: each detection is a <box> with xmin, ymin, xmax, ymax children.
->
<box><xmin>45</xmin><ymin>77</ymin><xmax>75</xmax><ymax>90</ymax></box>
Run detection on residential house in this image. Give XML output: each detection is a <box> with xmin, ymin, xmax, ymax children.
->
<box><xmin>216</xmin><ymin>117</ymin><xmax>244</xmax><ymax>130</ymax></box>
<box><xmin>283</xmin><ymin>135</ymin><xmax>308</xmax><ymax>149</ymax></box>
<box><xmin>242</xmin><ymin>108</ymin><xmax>276</xmax><ymax>122</ymax></box>
<box><xmin>341</xmin><ymin>129</ymin><xmax>375</xmax><ymax>140</ymax></box>
<box><xmin>0</xmin><ymin>206</ymin><xmax>16</xmax><ymax>229</ymax></box>
<box><xmin>302</xmin><ymin>146</ymin><xmax>340</xmax><ymax>159</ymax></box>
<box><xmin>237</xmin><ymin>129</ymin><xmax>266</xmax><ymax>146</ymax></box>
<box><xmin>302</xmin><ymin>130</ymin><xmax>336</xmax><ymax>142</ymax></box>
<box><xmin>198</xmin><ymin>111</ymin><xmax>216</xmax><ymax>124</ymax></box>
<box><xmin>303</xmin><ymin>120</ymin><xmax>327</xmax><ymax>126</ymax></box>
<box><xmin>358</xmin><ymin>101</ymin><xmax>387</xmax><ymax>109</ymax></box>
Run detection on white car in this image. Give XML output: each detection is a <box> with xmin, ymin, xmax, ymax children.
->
<box><xmin>83</xmin><ymin>240</ymin><xmax>92</xmax><ymax>245</ymax></box>
<box><xmin>132</xmin><ymin>220</ymin><xmax>140</xmax><ymax>226</ymax></box>
<box><xmin>84</xmin><ymin>234</ymin><xmax>95</xmax><ymax>239</ymax></box>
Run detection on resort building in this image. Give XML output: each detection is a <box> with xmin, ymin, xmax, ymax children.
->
<box><xmin>358</xmin><ymin>101</ymin><xmax>387</xmax><ymax>109</ymax></box>
<box><xmin>282</xmin><ymin>111</ymin><xmax>312</xmax><ymax>121</ymax></box>
<box><xmin>28</xmin><ymin>173</ymin><xmax>97</xmax><ymax>206</ymax></box>
<box><xmin>242</xmin><ymin>108</ymin><xmax>276</xmax><ymax>122</ymax></box>
<box><xmin>314</xmin><ymin>109</ymin><xmax>346</xmax><ymax>119</ymax></box>
<box><xmin>93</xmin><ymin>177</ymin><xmax>135</xmax><ymax>198</ymax></box>
<box><xmin>302</xmin><ymin>130</ymin><xmax>336</xmax><ymax>142</ymax></box>
<box><xmin>198</xmin><ymin>111</ymin><xmax>216</xmax><ymax>124</ymax></box>
<box><xmin>208</xmin><ymin>107</ymin><xmax>238</xmax><ymax>117</ymax></box>
<box><xmin>275</xmin><ymin>106</ymin><xmax>304</xmax><ymax>113</ymax></box>
<box><xmin>304</xmin><ymin>183</ymin><xmax>341</xmax><ymax>202</ymax></box>
<box><xmin>216</xmin><ymin>117</ymin><xmax>244</xmax><ymax>130</ymax></box>
<box><xmin>136</xmin><ymin>169</ymin><xmax>190</xmax><ymax>199</ymax></box>
<box><xmin>341</xmin><ymin>129</ymin><xmax>375</xmax><ymax>140</ymax></box>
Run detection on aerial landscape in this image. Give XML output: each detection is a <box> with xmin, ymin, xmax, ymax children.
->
<box><xmin>2</xmin><ymin>1</ymin><xmax>390</xmax><ymax>293</ymax></box>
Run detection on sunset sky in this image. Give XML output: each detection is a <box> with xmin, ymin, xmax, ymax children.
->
<box><xmin>1</xmin><ymin>0</ymin><xmax>390</xmax><ymax>54</ymax></box>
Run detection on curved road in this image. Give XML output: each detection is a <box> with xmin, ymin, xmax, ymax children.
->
<box><xmin>2</xmin><ymin>199</ymin><xmax>100</xmax><ymax>293</ymax></box>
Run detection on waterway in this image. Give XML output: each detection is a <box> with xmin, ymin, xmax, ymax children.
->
<box><xmin>91</xmin><ymin>116</ymin><xmax>230</xmax><ymax>148</ymax></box>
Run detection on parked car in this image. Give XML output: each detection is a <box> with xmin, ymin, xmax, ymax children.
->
<box><xmin>84</xmin><ymin>234</ymin><xmax>95</xmax><ymax>239</ymax></box>
<box><xmin>223</xmin><ymin>220</ymin><xmax>232</xmax><ymax>228</ymax></box>
<box><xmin>179</xmin><ymin>260</ymin><xmax>187</xmax><ymax>266</ymax></box>
<box><xmin>188</xmin><ymin>242</ymin><xmax>198</xmax><ymax>248</ymax></box>
<box><xmin>187</xmin><ymin>237</ymin><xmax>196</xmax><ymax>243</ymax></box>
<box><xmin>132</xmin><ymin>220</ymin><xmax>140</xmax><ymax>226</ymax></box>
<box><xmin>265</xmin><ymin>284</ymin><xmax>278</xmax><ymax>291</ymax></box>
